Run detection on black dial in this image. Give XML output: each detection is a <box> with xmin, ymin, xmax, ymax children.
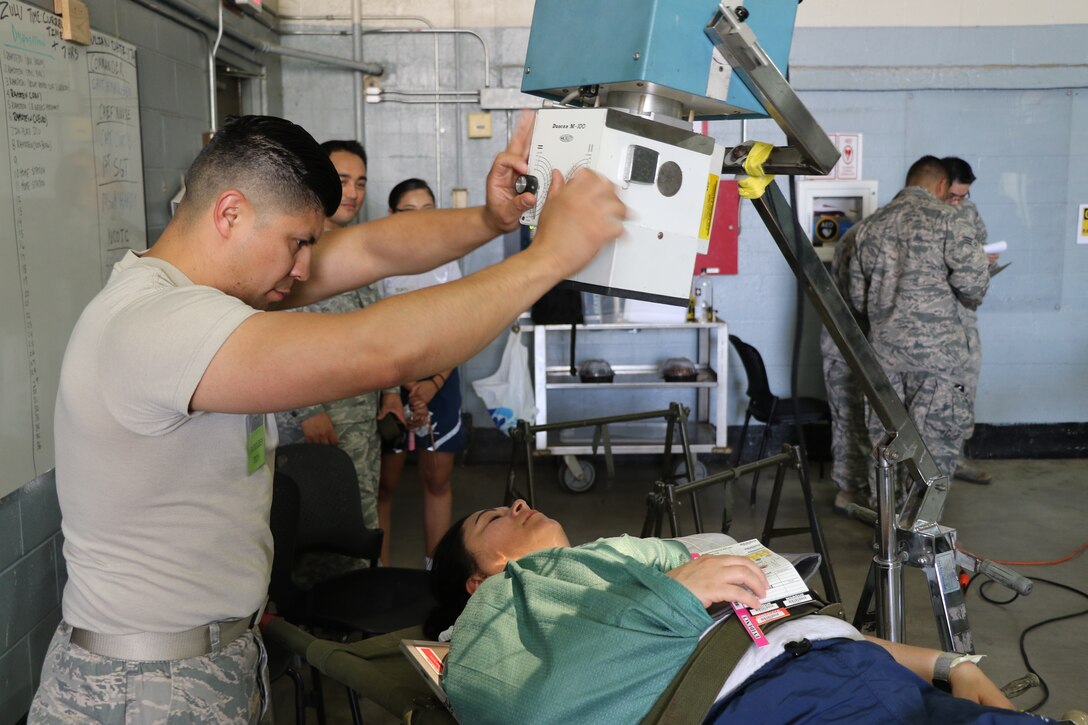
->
<box><xmin>515</xmin><ymin>174</ymin><xmax>539</xmax><ymax>195</ymax></box>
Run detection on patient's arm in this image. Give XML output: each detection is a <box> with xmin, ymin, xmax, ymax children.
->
<box><xmin>862</xmin><ymin>636</ymin><xmax>1015</xmax><ymax>710</ymax></box>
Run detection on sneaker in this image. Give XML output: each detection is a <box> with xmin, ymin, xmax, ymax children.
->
<box><xmin>954</xmin><ymin>460</ymin><xmax>992</xmax><ymax>485</ymax></box>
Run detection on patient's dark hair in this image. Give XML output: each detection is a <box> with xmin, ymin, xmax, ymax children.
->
<box><xmin>425</xmin><ymin>514</ymin><xmax>475</xmax><ymax>640</ymax></box>
<box><xmin>179</xmin><ymin>115</ymin><xmax>340</xmax><ymax>221</ymax></box>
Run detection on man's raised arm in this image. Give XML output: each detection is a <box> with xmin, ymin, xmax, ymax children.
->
<box><xmin>283</xmin><ymin>112</ymin><xmax>538</xmax><ymax>308</ymax></box>
<box><xmin>191</xmin><ymin>168</ymin><xmax>626</xmax><ymax>415</ymax></box>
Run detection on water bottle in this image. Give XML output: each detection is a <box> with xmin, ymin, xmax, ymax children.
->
<box><xmin>693</xmin><ymin>269</ymin><xmax>713</xmax><ymax>322</ymax></box>
<box><xmin>405</xmin><ymin>404</ymin><xmax>431</xmax><ymax>438</ymax></box>
<box><xmin>581</xmin><ymin>291</ymin><xmax>603</xmax><ymax>324</ymax></box>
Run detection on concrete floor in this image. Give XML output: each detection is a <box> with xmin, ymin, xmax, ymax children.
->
<box><xmin>271</xmin><ymin>456</ymin><xmax>1087</xmax><ymax>723</ymax></box>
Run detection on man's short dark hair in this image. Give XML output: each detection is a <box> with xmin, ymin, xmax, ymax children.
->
<box><xmin>321</xmin><ymin>139</ymin><xmax>367</xmax><ymax>167</ymax></box>
<box><xmin>180</xmin><ymin>115</ymin><xmax>340</xmax><ymax>220</ymax></box>
<box><xmin>905</xmin><ymin>155</ymin><xmax>950</xmax><ymax>187</ymax></box>
<box><xmin>941</xmin><ymin>156</ymin><xmax>976</xmax><ymax>186</ymax></box>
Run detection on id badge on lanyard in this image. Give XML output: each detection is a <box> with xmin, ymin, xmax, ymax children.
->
<box><xmin>246</xmin><ymin>413</ymin><xmax>267</xmax><ymax>475</ymax></box>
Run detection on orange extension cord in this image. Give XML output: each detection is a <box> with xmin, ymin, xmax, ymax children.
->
<box><xmin>958</xmin><ymin>541</ymin><xmax>1088</xmax><ymax>567</ymax></box>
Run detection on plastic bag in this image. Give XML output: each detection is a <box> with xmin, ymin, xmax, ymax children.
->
<box><xmin>471</xmin><ymin>330</ymin><xmax>537</xmax><ymax>435</ymax></box>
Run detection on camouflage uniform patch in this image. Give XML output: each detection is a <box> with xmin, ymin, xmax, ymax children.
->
<box><xmin>820</xmin><ymin>227</ymin><xmax>870</xmax><ymax>493</ymax></box>
<box><xmin>30</xmin><ymin>623</ymin><xmax>268</xmax><ymax>724</ymax></box>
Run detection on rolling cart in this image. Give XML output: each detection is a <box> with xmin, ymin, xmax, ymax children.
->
<box><xmin>521</xmin><ymin>320</ymin><xmax>729</xmax><ymax>492</ymax></box>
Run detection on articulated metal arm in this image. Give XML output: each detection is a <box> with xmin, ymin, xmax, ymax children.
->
<box><xmin>705</xmin><ymin>7</ymin><xmax>839</xmax><ymax>176</ymax></box>
<box><xmin>706</xmin><ymin>3</ymin><xmax>948</xmax><ymax>531</ymax></box>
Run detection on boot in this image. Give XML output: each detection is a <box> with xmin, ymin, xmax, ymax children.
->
<box><xmin>954</xmin><ymin>458</ymin><xmax>992</xmax><ymax>485</ymax></box>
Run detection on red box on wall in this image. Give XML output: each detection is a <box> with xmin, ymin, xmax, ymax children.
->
<box><xmin>694</xmin><ymin>179</ymin><xmax>739</xmax><ymax>275</ymax></box>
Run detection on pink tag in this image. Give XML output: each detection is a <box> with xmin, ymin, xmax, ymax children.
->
<box><xmin>731</xmin><ymin>601</ymin><xmax>770</xmax><ymax>648</ymax></box>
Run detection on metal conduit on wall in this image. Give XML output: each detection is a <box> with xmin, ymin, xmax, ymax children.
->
<box><xmin>281</xmin><ymin>14</ymin><xmax>495</xmax><ymax>200</ymax></box>
<box><xmin>132</xmin><ymin>1</ymin><xmax>495</xmax><ymax>210</ymax></box>
<box><xmin>136</xmin><ymin>0</ymin><xmax>386</xmax><ymax>138</ymax></box>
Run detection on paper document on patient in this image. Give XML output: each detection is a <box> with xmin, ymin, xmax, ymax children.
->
<box><xmin>675</xmin><ymin>534</ymin><xmax>812</xmax><ymax>617</ymax></box>
<box><xmin>400</xmin><ymin>640</ymin><xmax>450</xmax><ymax>705</ymax></box>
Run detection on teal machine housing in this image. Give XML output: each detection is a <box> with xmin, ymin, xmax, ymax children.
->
<box><xmin>521</xmin><ymin>0</ymin><xmax>799</xmax><ymax>119</ymax></box>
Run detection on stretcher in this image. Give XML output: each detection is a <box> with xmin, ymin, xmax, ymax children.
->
<box><xmin>264</xmin><ymin>619</ymin><xmax>456</xmax><ymax>724</ymax></box>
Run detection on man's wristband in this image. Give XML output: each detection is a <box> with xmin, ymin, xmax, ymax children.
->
<box><xmin>933</xmin><ymin>652</ymin><xmax>984</xmax><ymax>691</ymax></box>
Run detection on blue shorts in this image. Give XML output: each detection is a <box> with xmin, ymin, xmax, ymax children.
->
<box><xmin>706</xmin><ymin>638</ymin><xmax>1052</xmax><ymax>724</ymax></box>
<box><xmin>396</xmin><ymin>367</ymin><xmax>466</xmax><ymax>454</ymax></box>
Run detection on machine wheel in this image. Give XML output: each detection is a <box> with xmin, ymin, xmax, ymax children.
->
<box><xmin>672</xmin><ymin>458</ymin><xmax>708</xmax><ymax>484</ymax></box>
<box><xmin>558</xmin><ymin>458</ymin><xmax>596</xmax><ymax>493</ymax></box>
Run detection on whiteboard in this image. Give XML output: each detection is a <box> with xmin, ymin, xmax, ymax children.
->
<box><xmin>0</xmin><ymin>0</ymin><xmax>145</xmax><ymax>498</ymax></box>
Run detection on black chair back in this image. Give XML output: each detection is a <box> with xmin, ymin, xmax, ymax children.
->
<box><xmin>269</xmin><ymin>471</ymin><xmax>304</xmax><ymax>616</ymax></box>
<box><xmin>274</xmin><ymin>443</ymin><xmax>383</xmax><ymax>564</ymax></box>
<box><xmin>729</xmin><ymin>335</ymin><xmax>776</xmax><ymax>416</ymax></box>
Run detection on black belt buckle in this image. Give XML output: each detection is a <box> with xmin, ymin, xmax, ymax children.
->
<box><xmin>784</xmin><ymin>638</ymin><xmax>812</xmax><ymax>657</ymax></box>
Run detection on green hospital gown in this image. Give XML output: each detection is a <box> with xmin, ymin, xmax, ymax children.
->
<box><xmin>445</xmin><ymin>536</ymin><xmax>709</xmax><ymax>725</ymax></box>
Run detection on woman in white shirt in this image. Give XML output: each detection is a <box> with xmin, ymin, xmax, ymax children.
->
<box><xmin>378</xmin><ymin>179</ymin><xmax>467</xmax><ymax>567</ymax></box>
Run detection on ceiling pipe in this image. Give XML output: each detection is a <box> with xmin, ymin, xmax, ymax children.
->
<box><xmin>352</xmin><ymin>0</ymin><xmax>363</xmax><ymax>146</ymax></box>
<box><xmin>208</xmin><ymin>2</ymin><xmax>224</xmax><ymax>132</ymax></box>
<box><xmin>255</xmin><ymin>41</ymin><xmax>383</xmax><ymax>75</ymax></box>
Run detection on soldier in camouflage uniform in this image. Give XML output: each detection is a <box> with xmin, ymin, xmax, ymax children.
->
<box><xmin>819</xmin><ymin>226</ymin><xmax>872</xmax><ymax>513</ymax></box>
<box><xmin>848</xmin><ymin>156</ymin><xmax>990</xmax><ymax>504</ymax></box>
<box><xmin>943</xmin><ymin>157</ymin><xmax>1000</xmax><ymax>484</ymax></box>
<box><xmin>275</xmin><ymin>141</ymin><xmax>403</xmax><ymax>586</ymax></box>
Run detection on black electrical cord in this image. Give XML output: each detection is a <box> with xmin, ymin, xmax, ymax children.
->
<box><xmin>965</xmin><ymin>574</ymin><xmax>1088</xmax><ymax>713</ymax></box>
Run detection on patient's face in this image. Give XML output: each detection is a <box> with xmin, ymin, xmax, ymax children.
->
<box><xmin>463</xmin><ymin>500</ymin><xmax>570</xmax><ymax>577</ymax></box>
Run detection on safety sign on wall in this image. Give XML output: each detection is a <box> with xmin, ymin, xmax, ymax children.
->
<box><xmin>804</xmin><ymin>133</ymin><xmax>862</xmax><ymax>181</ymax></box>
<box><xmin>1079</xmin><ymin>204</ymin><xmax>1088</xmax><ymax>245</ymax></box>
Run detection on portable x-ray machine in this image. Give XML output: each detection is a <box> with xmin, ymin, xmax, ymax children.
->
<box><xmin>516</xmin><ymin>0</ymin><xmax>1031</xmax><ymax>652</ymax></box>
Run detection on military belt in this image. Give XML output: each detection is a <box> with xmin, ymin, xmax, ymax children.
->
<box><xmin>70</xmin><ymin>613</ymin><xmax>256</xmax><ymax>662</ymax></box>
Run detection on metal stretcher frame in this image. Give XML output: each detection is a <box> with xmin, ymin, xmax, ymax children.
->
<box><xmin>641</xmin><ymin>444</ymin><xmax>840</xmax><ymax>603</ymax></box>
<box><xmin>264</xmin><ymin>619</ymin><xmax>456</xmax><ymax>724</ymax></box>
<box><xmin>505</xmin><ymin>402</ymin><xmax>703</xmax><ymax>514</ymax></box>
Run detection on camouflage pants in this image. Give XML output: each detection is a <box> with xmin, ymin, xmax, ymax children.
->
<box><xmin>29</xmin><ymin>623</ymin><xmax>268</xmax><ymax>724</ymax></box>
<box><xmin>865</xmin><ymin>371</ymin><xmax>972</xmax><ymax>505</ymax></box>
<box><xmin>339</xmin><ymin>419</ymin><xmax>381</xmax><ymax>530</ymax></box>
<box><xmin>822</xmin><ymin>356</ymin><xmax>870</xmax><ymax>493</ymax></box>
<box><xmin>963</xmin><ymin>322</ymin><xmax>982</xmax><ymax>441</ymax></box>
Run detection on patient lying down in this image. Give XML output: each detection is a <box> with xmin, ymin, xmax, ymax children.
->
<box><xmin>426</xmin><ymin>500</ymin><xmax>1050</xmax><ymax>724</ymax></box>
